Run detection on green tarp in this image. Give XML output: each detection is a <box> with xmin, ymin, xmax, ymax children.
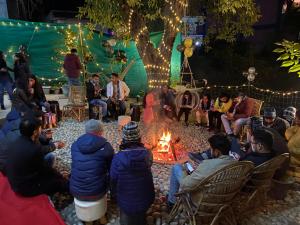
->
<box><xmin>0</xmin><ymin>19</ymin><xmax>181</xmax><ymax>96</ymax></box>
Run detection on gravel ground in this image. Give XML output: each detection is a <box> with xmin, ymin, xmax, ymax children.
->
<box><xmin>52</xmin><ymin>120</ymin><xmax>300</xmax><ymax>225</ymax></box>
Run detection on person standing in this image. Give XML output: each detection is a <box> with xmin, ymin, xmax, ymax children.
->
<box><xmin>63</xmin><ymin>48</ymin><xmax>82</xmax><ymax>87</ymax></box>
<box><xmin>0</xmin><ymin>51</ymin><xmax>13</xmax><ymax>110</ymax></box>
<box><xmin>13</xmin><ymin>52</ymin><xmax>30</xmax><ymax>84</ymax></box>
<box><xmin>106</xmin><ymin>73</ymin><xmax>130</xmax><ymax>119</ymax></box>
<box><xmin>110</xmin><ymin>122</ymin><xmax>155</xmax><ymax>225</ymax></box>
<box><xmin>86</xmin><ymin>74</ymin><xmax>109</xmax><ymax>122</ymax></box>
<box><xmin>160</xmin><ymin>85</ymin><xmax>177</xmax><ymax>121</ymax></box>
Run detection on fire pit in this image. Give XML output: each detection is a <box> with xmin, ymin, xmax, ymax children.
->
<box><xmin>150</xmin><ymin>130</ymin><xmax>188</xmax><ymax>164</ymax></box>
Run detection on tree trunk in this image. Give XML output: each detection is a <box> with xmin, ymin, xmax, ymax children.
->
<box><xmin>131</xmin><ymin>0</ymin><xmax>185</xmax><ymax>88</ymax></box>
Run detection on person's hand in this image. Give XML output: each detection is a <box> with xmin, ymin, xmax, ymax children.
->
<box><xmin>54</xmin><ymin>141</ymin><xmax>65</xmax><ymax>149</ymax></box>
<box><xmin>28</xmin><ymin>88</ymin><xmax>34</xmax><ymax>95</ymax></box>
<box><xmin>43</xmin><ymin>129</ymin><xmax>53</xmax><ymax>139</ymax></box>
<box><xmin>61</xmin><ymin>171</ymin><xmax>69</xmax><ymax>179</ymax></box>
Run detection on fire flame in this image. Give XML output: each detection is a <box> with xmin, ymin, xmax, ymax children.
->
<box><xmin>157</xmin><ymin>131</ymin><xmax>172</xmax><ymax>153</ymax></box>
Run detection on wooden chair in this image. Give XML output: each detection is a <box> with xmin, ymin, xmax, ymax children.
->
<box><xmin>237</xmin><ymin>153</ymin><xmax>289</xmax><ymax>214</ymax></box>
<box><xmin>62</xmin><ymin>86</ymin><xmax>87</xmax><ymax>122</ymax></box>
<box><xmin>168</xmin><ymin>161</ymin><xmax>254</xmax><ymax>225</ymax></box>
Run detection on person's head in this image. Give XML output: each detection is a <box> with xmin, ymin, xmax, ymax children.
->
<box><xmin>219</xmin><ymin>92</ymin><xmax>230</xmax><ymax>103</ymax></box>
<box><xmin>121</xmin><ymin>121</ymin><xmax>141</xmax><ymax>145</ymax></box>
<box><xmin>19</xmin><ymin>117</ymin><xmax>42</xmax><ymax>141</ymax></box>
<box><xmin>208</xmin><ymin>133</ymin><xmax>231</xmax><ymax>158</ymax></box>
<box><xmin>263</xmin><ymin>107</ymin><xmax>277</xmax><ymax>126</ymax></box>
<box><xmin>91</xmin><ymin>74</ymin><xmax>100</xmax><ymax>84</ymax></box>
<box><xmin>233</xmin><ymin>92</ymin><xmax>246</xmax><ymax>104</ymax></box>
<box><xmin>183</xmin><ymin>90</ymin><xmax>191</xmax><ymax>99</ymax></box>
<box><xmin>71</xmin><ymin>48</ymin><xmax>77</xmax><ymax>54</ymax></box>
<box><xmin>0</xmin><ymin>51</ymin><xmax>4</xmax><ymax>59</ymax></box>
<box><xmin>202</xmin><ymin>93</ymin><xmax>211</xmax><ymax>103</ymax></box>
<box><xmin>250</xmin><ymin>129</ymin><xmax>273</xmax><ymax>154</ymax></box>
<box><xmin>162</xmin><ymin>85</ymin><xmax>168</xmax><ymax>94</ymax></box>
<box><xmin>111</xmin><ymin>73</ymin><xmax>119</xmax><ymax>83</ymax></box>
<box><xmin>85</xmin><ymin>119</ymin><xmax>104</xmax><ymax>136</ymax></box>
<box><xmin>14</xmin><ymin>52</ymin><xmax>26</xmax><ymax>64</ymax></box>
<box><xmin>28</xmin><ymin>74</ymin><xmax>37</xmax><ymax>88</ymax></box>
<box><xmin>283</xmin><ymin>106</ymin><xmax>297</xmax><ymax>124</ymax></box>
<box><xmin>295</xmin><ymin>110</ymin><xmax>300</xmax><ymax>126</ymax></box>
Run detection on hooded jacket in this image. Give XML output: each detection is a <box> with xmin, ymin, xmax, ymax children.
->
<box><xmin>110</xmin><ymin>146</ymin><xmax>155</xmax><ymax>214</ymax></box>
<box><xmin>70</xmin><ymin>133</ymin><xmax>114</xmax><ymax>200</ymax></box>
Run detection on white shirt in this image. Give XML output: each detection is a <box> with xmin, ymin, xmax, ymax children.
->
<box><xmin>106</xmin><ymin>80</ymin><xmax>130</xmax><ymax>101</ymax></box>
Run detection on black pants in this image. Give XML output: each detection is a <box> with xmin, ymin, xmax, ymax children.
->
<box><xmin>177</xmin><ymin>108</ymin><xmax>191</xmax><ymax>122</ymax></box>
<box><xmin>208</xmin><ymin>111</ymin><xmax>223</xmax><ymax>129</ymax></box>
<box><xmin>120</xmin><ymin>210</ymin><xmax>146</xmax><ymax>225</ymax></box>
<box><xmin>107</xmin><ymin>99</ymin><xmax>126</xmax><ymax>119</ymax></box>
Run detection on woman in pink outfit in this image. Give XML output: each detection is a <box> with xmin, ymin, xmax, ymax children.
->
<box><xmin>143</xmin><ymin>90</ymin><xmax>159</xmax><ymax>125</ymax></box>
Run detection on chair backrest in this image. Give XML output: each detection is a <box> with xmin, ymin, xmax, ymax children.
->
<box><xmin>246</xmin><ymin>153</ymin><xmax>289</xmax><ymax>189</ymax></box>
<box><xmin>69</xmin><ymin>86</ymin><xmax>86</xmax><ymax>105</ymax></box>
<box><xmin>192</xmin><ymin>161</ymin><xmax>254</xmax><ymax>213</ymax></box>
<box><xmin>249</xmin><ymin>98</ymin><xmax>263</xmax><ymax>117</ymax></box>
<box><xmin>175</xmin><ymin>90</ymin><xmax>200</xmax><ymax>112</ymax></box>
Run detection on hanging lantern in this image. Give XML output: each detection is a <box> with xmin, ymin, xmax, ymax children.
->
<box><xmin>184</xmin><ymin>38</ymin><xmax>193</xmax><ymax>48</ymax></box>
<box><xmin>184</xmin><ymin>47</ymin><xmax>193</xmax><ymax>58</ymax></box>
<box><xmin>176</xmin><ymin>44</ymin><xmax>185</xmax><ymax>52</ymax></box>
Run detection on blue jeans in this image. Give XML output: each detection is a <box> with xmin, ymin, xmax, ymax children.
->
<box><xmin>168</xmin><ymin>164</ymin><xmax>185</xmax><ymax>204</ymax></box>
<box><xmin>0</xmin><ymin>80</ymin><xmax>13</xmax><ymax>106</ymax></box>
<box><xmin>44</xmin><ymin>152</ymin><xmax>56</xmax><ymax>167</ymax></box>
<box><xmin>90</xmin><ymin>99</ymin><xmax>108</xmax><ymax>116</ymax></box>
<box><xmin>68</xmin><ymin>77</ymin><xmax>81</xmax><ymax>86</ymax></box>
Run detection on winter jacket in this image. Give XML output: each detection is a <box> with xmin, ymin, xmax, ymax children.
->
<box><xmin>264</xmin><ymin>117</ymin><xmax>290</xmax><ymax>138</ymax></box>
<box><xmin>242</xmin><ymin>152</ymin><xmax>274</xmax><ymax>167</ymax></box>
<box><xmin>63</xmin><ymin>54</ymin><xmax>82</xmax><ymax>78</ymax></box>
<box><xmin>233</xmin><ymin>97</ymin><xmax>254</xmax><ymax>120</ymax></box>
<box><xmin>11</xmin><ymin>88</ymin><xmax>35</xmax><ymax>112</ymax></box>
<box><xmin>110</xmin><ymin>146</ymin><xmax>155</xmax><ymax>214</ymax></box>
<box><xmin>70</xmin><ymin>133</ymin><xmax>114</xmax><ymax>200</ymax></box>
<box><xmin>285</xmin><ymin>126</ymin><xmax>300</xmax><ymax>166</ymax></box>
<box><xmin>106</xmin><ymin>80</ymin><xmax>130</xmax><ymax>101</ymax></box>
<box><xmin>213</xmin><ymin>98</ymin><xmax>233</xmax><ymax>113</ymax></box>
<box><xmin>0</xmin><ymin>58</ymin><xmax>13</xmax><ymax>82</ymax></box>
<box><xmin>0</xmin><ymin>109</ymin><xmax>21</xmax><ymax>136</ymax></box>
<box><xmin>86</xmin><ymin>81</ymin><xmax>102</xmax><ymax>102</ymax></box>
<box><xmin>5</xmin><ymin>136</ymin><xmax>66</xmax><ymax>197</ymax></box>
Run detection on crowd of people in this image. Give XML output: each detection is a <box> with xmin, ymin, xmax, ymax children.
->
<box><xmin>0</xmin><ymin>47</ymin><xmax>300</xmax><ymax>225</ymax></box>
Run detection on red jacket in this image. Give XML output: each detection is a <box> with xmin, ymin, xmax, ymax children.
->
<box><xmin>233</xmin><ymin>97</ymin><xmax>254</xmax><ymax>120</ymax></box>
<box><xmin>63</xmin><ymin>54</ymin><xmax>82</xmax><ymax>78</ymax></box>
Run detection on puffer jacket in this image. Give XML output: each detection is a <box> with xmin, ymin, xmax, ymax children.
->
<box><xmin>70</xmin><ymin>133</ymin><xmax>114</xmax><ymax>200</ymax></box>
<box><xmin>0</xmin><ymin>109</ymin><xmax>21</xmax><ymax>136</ymax></box>
<box><xmin>110</xmin><ymin>145</ymin><xmax>155</xmax><ymax>214</ymax></box>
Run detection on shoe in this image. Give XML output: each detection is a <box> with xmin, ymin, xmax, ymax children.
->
<box><xmin>188</xmin><ymin>152</ymin><xmax>202</xmax><ymax>164</ymax></box>
<box><xmin>1</xmin><ymin>105</ymin><xmax>5</xmax><ymax>110</ymax></box>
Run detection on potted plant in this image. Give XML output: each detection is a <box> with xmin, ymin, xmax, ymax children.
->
<box><xmin>50</xmin><ymin>84</ymin><xmax>62</xmax><ymax>94</ymax></box>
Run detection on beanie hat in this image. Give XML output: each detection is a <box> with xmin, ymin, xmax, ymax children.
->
<box><xmin>252</xmin><ymin>128</ymin><xmax>273</xmax><ymax>150</ymax></box>
<box><xmin>264</xmin><ymin>107</ymin><xmax>276</xmax><ymax>118</ymax></box>
<box><xmin>248</xmin><ymin>116</ymin><xmax>263</xmax><ymax>131</ymax></box>
<box><xmin>122</xmin><ymin>121</ymin><xmax>141</xmax><ymax>143</ymax></box>
<box><xmin>283</xmin><ymin>106</ymin><xmax>297</xmax><ymax>122</ymax></box>
<box><xmin>85</xmin><ymin>119</ymin><xmax>103</xmax><ymax>133</ymax></box>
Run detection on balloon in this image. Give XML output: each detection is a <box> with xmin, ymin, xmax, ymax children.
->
<box><xmin>184</xmin><ymin>38</ymin><xmax>193</xmax><ymax>48</ymax></box>
<box><xmin>184</xmin><ymin>47</ymin><xmax>193</xmax><ymax>58</ymax></box>
<box><xmin>107</xmin><ymin>39</ymin><xmax>117</xmax><ymax>47</ymax></box>
<box><xmin>176</xmin><ymin>44</ymin><xmax>185</xmax><ymax>52</ymax></box>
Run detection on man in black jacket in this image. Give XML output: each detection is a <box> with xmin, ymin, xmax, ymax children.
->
<box><xmin>5</xmin><ymin>117</ymin><xmax>68</xmax><ymax>197</ymax></box>
<box><xmin>86</xmin><ymin>74</ymin><xmax>109</xmax><ymax>122</ymax></box>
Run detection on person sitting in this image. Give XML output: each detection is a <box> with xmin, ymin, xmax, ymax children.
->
<box><xmin>28</xmin><ymin>74</ymin><xmax>50</xmax><ymax>111</ymax></box>
<box><xmin>143</xmin><ymin>89</ymin><xmax>160</xmax><ymax>125</ymax></box>
<box><xmin>160</xmin><ymin>85</ymin><xmax>177</xmax><ymax>122</ymax></box>
<box><xmin>11</xmin><ymin>78</ymin><xmax>35</xmax><ymax>112</ymax></box>
<box><xmin>263</xmin><ymin>107</ymin><xmax>290</xmax><ymax>138</ymax></box>
<box><xmin>285</xmin><ymin>110</ymin><xmax>300</xmax><ymax>167</ymax></box>
<box><xmin>110</xmin><ymin>122</ymin><xmax>155</xmax><ymax>225</ymax></box>
<box><xmin>106</xmin><ymin>73</ymin><xmax>130</xmax><ymax>119</ymax></box>
<box><xmin>283</xmin><ymin>106</ymin><xmax>297</xmax><ymax>126</ymax></box>
<box><xmin>221</xmin><ymin>92</ymin><xmax>253</xmax><ymax>137</ymax></box>
<box><xmin>86</xmin><ymin>74</ymin><xmax>109</xmax><ymax>122</ymax></box>
<box><xmin>195</xmin><ymin>93</ymin><xmax>214</xmax><ymax>127</ymax></box>
<box><xmin>167</xmin><ymin>133</ymin><xmax>235</xmax><ymax>207</ymax></box>
<box><xmin>241</xmin><ymin>129</ymin><xmax>275</xmax><ymax>166</ymax></box>
<box><xmin>208</xmin><ymin>92</ymin><xmax>232</xmax><ymax>132</ymax></box>
<box><xmin>5</xmin><ymin>116</ymin><xmax>68</xmax><ymax>197</ymax></box>
<box><xmin>177</xmin><ymin>90</ymin><xmax>194</xmax><ymax>126</ymax></box>
<box><xmin>70</xmin><ymin>119</ymin><xmax>114</xmax><ymax>202</ymax></box>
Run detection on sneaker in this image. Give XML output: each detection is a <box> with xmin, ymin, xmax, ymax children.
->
<box><xmin>1</xmin><ymin>105</ymin><xmax>5</xmax><ymax>110</ymax></box>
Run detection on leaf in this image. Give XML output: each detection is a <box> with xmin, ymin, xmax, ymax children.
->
<box><xmin>281</xmin><ymin>60</ymin><xmax>295</xmax><ymax>67</ymax></box>
<box><xmin>277</xmin><ymin>53</ymin><xmax>290</xmax><ymax>61</ymax></box>
<box><xmin>274</xmin><ymin>42</ymin><xmax>283</xmax><ymax>46</ymax></box>
<box><xmin>273</xmin><ymin>48</ymin><xmax>285</xmax><ymax>53</ymax></box>
<box><xmin>289</xmin><ymin>64</ymin><xmax>300</xmax><ymax>72</ymax></box>
<box><xmin>298</xmin><ymin>71</ymin><xmax>300</xmax><ymax>77</ymax></box>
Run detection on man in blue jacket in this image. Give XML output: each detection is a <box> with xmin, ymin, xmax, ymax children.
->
<box><xmin>70</xmin><ymin>119</ymin><xmax>114</xmax><ymax>201</ymax></box>
<box><xmin>110</xmin><ymin>121</ymin><xmax>155</xmax><ymax>225</ymax></box>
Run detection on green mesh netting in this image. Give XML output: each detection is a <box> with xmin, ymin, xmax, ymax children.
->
<box><xmin>0</xmin><ymin>19</ymin><xmax>181</xmax><ymax>96</ymax></box>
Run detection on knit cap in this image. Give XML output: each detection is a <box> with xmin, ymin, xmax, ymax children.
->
<box><xmin>264</xmin><ymin>107</ymin><xmax>276</xmax><ymax>118</ymax></box>
<box><xmin>122</xmin><ymin>121</ymin><xmax>141</xmax><ymax>143</ymax></box>
<box><xmin>283</xmin><ymin>106</ymin><xmax>297</xmax><ymax>123</ymax></box>
<box><xmin>85</xmin><ymin>119</ymin><xmax>103</xmax><ymax>133</ymax></box>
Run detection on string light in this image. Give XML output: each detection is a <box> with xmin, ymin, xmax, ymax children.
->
<box><xmin>135</xmin><ymin>26</ymin><xmax>148</xmax><ymax>43</ymax></box>
<box><xmin>127</xmin><ymin>9</ymin><xmax>134</xmax><ymax>33</ymax></box>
